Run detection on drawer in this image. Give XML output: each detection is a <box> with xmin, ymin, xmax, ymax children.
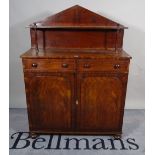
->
<box><xmin>22</xmin><ymin>59</ymin><xmax>75</xmax><ymax>72</ymax></box>
<box><xmin>78</xmin><ymin>59</ymin><xmax>129</xmax><ymax>72</ymax></box>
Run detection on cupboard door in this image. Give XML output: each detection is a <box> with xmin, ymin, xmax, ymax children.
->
<box><xmin>24</xmin><ymin>72</ymin><xmax>75</xmax><ymax>132</ymax></box>
<box><xmin>77</xmin><ymin>73</ymin><xmax>128</xmax><ymax>131</ymax></box>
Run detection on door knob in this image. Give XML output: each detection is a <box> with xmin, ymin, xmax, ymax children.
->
<box><xmin>83</xmin><ymin>64</ymin><xmax>91</xmax><ymax>68</ymax></box>
<box><xmin>62</xmin><ymin>63</ymin><xmax>69</xmax><ymax>68</ymax></box>
<box><xmin>32</xmin><ymin>63</ymin><xmax>38</xmax><ymax>68</ymax></box>
<box><xmin>114</xmin><ymin>64</ymin><xmax>120</xmax><ymax>69</ymax></box>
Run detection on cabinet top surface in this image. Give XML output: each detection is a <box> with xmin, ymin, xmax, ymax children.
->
<box><xmin>29</xmin><ymin>5</ymin><xmax>126</xmax><ymax>29</ymax></box>
<box><xmin>21</xmin><ymin>48</ymin><xmax>131</xmax><ymax>60</ymax></box>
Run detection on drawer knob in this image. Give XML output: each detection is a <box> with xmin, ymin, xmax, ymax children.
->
<box><xmin>83</xmin><ymin>64</ymin><xmax>91</xmax><ymax>68</ymax></box>
<box><xmin>32</xmin><ymin>63</ymin><xmax>38</xmax><ymax>68</ymax></box>
<box><xmin>62</xmin><ymin>63</ymin><xmax>69</xmax><ymax>68</ymax></box>
<box><xmin>114</xmin><ymin>64</ymin><xmax>120</xmax><ymax>69</ymax></box>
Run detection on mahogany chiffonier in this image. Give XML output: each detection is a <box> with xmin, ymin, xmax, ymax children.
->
<box><xmin>20</xmin><ymin>5</ymin><xmax>131</xmax><ymax>138</ymax></box>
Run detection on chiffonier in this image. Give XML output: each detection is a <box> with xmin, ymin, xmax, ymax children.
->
<box><xmin>21</xmin><ymin>5</ymin><xmax>131</xmax><ymax>138</ymax></box>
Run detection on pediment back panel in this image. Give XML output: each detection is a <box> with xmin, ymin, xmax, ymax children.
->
<box><xmin>36</xmin><ymin>5</ymin><xmax>119</xmax><ymax>27</ymax></box>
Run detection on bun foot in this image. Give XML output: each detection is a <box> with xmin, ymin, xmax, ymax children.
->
<box><xmin>30</xmin><ymin>132</ymin><xmax>38</xmax><ymax>139</ymax></box>
<box><xmin>113</xmin><ymin>134</ymin><xmax>122</xmax><ymax>139</ymax></box>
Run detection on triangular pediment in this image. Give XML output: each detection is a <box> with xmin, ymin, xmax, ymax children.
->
<box><xmin>31</xmin><ymin>5</ymin><xmax>125</xmax><ymax>29</ymax></box>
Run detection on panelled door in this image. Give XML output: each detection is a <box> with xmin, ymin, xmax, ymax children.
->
<box><xmin>24</xmin><ymin>72</ymin><xmax>75</xmax><ymax>132</ymax></box>
<box><xmin>76</xmin><ymin>72</ymin><xmax>127</xmax><ymax>132</ymax></box>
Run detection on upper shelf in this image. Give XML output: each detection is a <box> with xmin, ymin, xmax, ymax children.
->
<box><xmin>28</xmin><ymin>5</ymin><xmax>127</xmax><ymax>30</ymax></box>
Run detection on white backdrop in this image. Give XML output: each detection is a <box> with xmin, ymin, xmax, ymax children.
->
<box><xmin>9</xmin><ymin>0</ymin><xmax>145</xmax><ymax>109</ymax></box>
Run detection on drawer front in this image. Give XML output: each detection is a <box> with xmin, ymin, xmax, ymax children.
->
<box><xmin>22</xmin><ymin>59</ymin><xmax>75</xmax><ymax>72</ymax></box>
<box><xmin>78</xmin><ymin>59</ymin><xmax>129</xmax><ymax>72</ymax></box>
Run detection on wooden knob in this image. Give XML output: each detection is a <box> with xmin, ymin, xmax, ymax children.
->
<box><xmin>32</xmin><ymin>63</ymin><xmax>38</xmax><ymax>68</ymax></box>
<box><xmin>62</xmin><ymin>63</ymin><xmax>69</xmax><ymax>68</ymax></box>
<box><xmin>83</xmin><ymin>64</ymin><xmax>91</xmax><ymax>68</ymax></box>
<box><xmin>114</xmin><ymin>64</ymin><xmax>120</xmax><ymax>69</ymax></box>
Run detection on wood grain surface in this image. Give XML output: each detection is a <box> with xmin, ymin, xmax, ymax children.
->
<box><xmin>21</xmin><ymin>5</ymin><xmax>131</xmax><ymax>136</ymax></box>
